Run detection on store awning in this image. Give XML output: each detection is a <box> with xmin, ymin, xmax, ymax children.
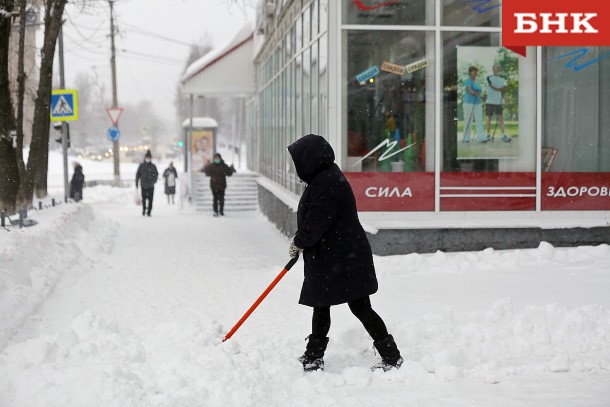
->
<box><xmin>180</xmin><ymin>22</ymin><xmax>255</xmax><ymax>98</ymax></box>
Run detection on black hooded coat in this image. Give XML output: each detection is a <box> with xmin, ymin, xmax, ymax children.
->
<box><xmin>288</xmin><ymin>134</ymin><xmax>378</xmax><ymax>307</ymax></box>
<box><xmin>69</xmin><ymin>165</ymin><xmax>84</xmax><ymax>200</ymax></box>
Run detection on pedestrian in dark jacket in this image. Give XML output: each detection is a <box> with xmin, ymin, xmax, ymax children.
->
<box><xmin>69</xmin><ymin>162</ymin><xmax>84</xmax><ymax>202</ymax></box>
<box><xmin>202</xmin><ymin>153</ymin><xmax>235</xmax><ymax>216</ymax></box>
<box><xmin>135</xmin><ymin>150</ymin><xmax>158</xmax><ymax>216</ymax></box>
<box><xmin>163</xmin><ymin>161</ymin><xmax>178</xmax><ymax>204</ymax></box>
<box><xmin>287</xmin><ymin>134</ymin><xmax>402</xmax><ymax>372</ymax></box>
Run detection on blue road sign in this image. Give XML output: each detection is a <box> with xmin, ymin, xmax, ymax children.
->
<box><xmin>107</xmin><ymin>126</ymin><xmax>121</xmax><ymax>142</ymax></box>
<box><xmin>50</xmin><ymin>90</ymin><xmax>78</xmax><ymax>121</ymax></box>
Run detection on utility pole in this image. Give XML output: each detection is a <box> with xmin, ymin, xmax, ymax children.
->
<box><xmin>109</xmin><ymin>0</ymin><xmax>120</xmax><ymax>185</ymax></box>
<box><xmin>58</xmin><ymin>23</ymin><xmax>70</xmax><ymax>202</ymax></box>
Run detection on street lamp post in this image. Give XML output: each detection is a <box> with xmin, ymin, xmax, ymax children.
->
<box><xmin>109</xmin><ymin>0</ymin><xmax>121</xmax><ymax>185</ymax></box>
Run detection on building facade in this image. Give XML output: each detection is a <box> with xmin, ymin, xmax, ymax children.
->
<box><xmin>247</xmin><ymin>0</ymin><xmax>610</xmax><ymax>254</ymax></box>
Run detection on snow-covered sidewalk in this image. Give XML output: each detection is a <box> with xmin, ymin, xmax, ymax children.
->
<box><xmin>1</xmin><ymin>186</ymin><xmax>609</xmax><ymax>406</ymax></box>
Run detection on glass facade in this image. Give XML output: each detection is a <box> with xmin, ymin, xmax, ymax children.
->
<box><xmin>251</xmin><ymin>0</ymin><xmax>327</xmax><ymax>195</ymax></box>
<box><xmin>249</xmin><ymin>0</ymin><xmax>609</xmax><ymax>213</ymax></box>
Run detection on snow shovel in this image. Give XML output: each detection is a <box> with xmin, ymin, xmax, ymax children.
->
<box><xmin>223</xmin><ymin>255</ymin><xmax>299</xmax><ymax>342</ymax></box>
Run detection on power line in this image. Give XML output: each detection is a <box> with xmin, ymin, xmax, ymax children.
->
<box><xmin>119</xmin><ymin>49</ymin><xmax>184</xmax><ymax>64</ymax></box>
<box><xmin>119</xmin><ymin>22</ymin><xmax>200</xmax><ymax>48</ymax></box>
<box><xmin>118</xmin><ymin>54</ymin><xmax>185</xmax><ymax>67</ymax></box>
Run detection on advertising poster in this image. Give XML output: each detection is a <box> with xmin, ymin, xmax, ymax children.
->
<box><xmin>457</xmin><ymin>46</ymin><xmax>519</xmax><ymax>160</ymax></box>
<box><xmin>191</xmin><ymin>130</ymin><xmax>213</xmax><ymax>172</ymax></box>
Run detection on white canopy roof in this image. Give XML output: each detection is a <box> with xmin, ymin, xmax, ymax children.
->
<box><xmin>181</xmin><ymin>117</ymin><xmax>218</xmax><ymax>129</ymax></box>
<box><xmin>180</xmin><ymin>22</ymin><xmax>255</xmax><ymax>98</ymax></box>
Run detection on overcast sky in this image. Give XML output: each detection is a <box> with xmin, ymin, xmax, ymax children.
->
<box><xmin>60</xmin><ymin>0</ymin><xmax>256</xmax><ymax>126</ymax></box>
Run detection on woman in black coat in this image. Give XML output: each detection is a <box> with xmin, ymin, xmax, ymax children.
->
<box><xmin>287</xmin><ymin>134</ymin><xmax>402</xmax><ymax>372</ymax></box>
<box><xmin>69</xmin><ymin>162</ymin><xmax>84</xmax><ymax>202</ymax></box>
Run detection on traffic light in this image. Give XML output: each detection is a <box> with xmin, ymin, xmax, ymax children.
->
<box><xmin>177</xmin><ymin>140</ymin><xmax>184</xmax><ymax>147</ymax></box>
<box><xmin>53</xmin><ymin>122</ymin><xmax>70</xmax><ymax>148</ymax></box>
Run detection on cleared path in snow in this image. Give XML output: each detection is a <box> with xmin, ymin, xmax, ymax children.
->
<box><xmin>1</xmin><ymin>186</ymin><xmax>610</xmax><ymax>406</ymax></box>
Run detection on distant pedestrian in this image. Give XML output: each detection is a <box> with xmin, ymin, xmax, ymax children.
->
<box><xmin>163</xmin><ymin>161</ymin><xmax>178</xmax><ymax>204</ymax></box>
<box><xmin>69</xmin><ymin>162</ymin><xmax>84</xmax><ymax>202</ymax></box>
<box><xmin>135</xmin><ymin>150</ymin><xmax>158</xmax><ymax>216</ymax></box>
<box><xmin>202</xmin><ymin>153</ymin><xmax>235</xmax><ymax>216</ymax></box>
<box><xmin>287</xmin><ymin>134</ymin><xmax>403</xmax><ymax>372</ymax></box>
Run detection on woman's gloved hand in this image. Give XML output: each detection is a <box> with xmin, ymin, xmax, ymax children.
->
<box><xmin>289</xmin><ymin>239</ymin><xmax>303</xmax><ymax>258</ymax></box>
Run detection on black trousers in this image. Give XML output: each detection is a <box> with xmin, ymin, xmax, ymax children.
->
<box><xmin>141</xmin><ymin>187</ymin><xmax>154</xmax><ymax>215</ymax></box>
<box><xmin>211</xmin><ymin>188</ymin><xmax>225</xmax><ymax>214</ymax></box>
<box><xmin>311</xmin><ymin>296</ymin><xmax>389</xmax><ymax>342</ymax></box>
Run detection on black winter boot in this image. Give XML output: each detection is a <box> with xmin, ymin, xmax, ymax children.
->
<box><xmin>298</xmin><ymin>335</ymin><xmax>329</xmax><ymax>372</ymax></box>
<box><xmin>372</xmin><ymin>334</ymin><xmax>403</xmax><ymax>372</ymax></box>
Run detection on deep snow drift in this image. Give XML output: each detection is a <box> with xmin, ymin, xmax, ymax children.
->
<box><xmin>1</xmin><ymin>185</ymin><xmax>609</xmax><ymax>406</ymax></box>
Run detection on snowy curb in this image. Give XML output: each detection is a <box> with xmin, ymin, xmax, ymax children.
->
<box><xmin>0</xmin><ymin>203</ymin><xmax>118</xmax><ymax>350</ymax></box>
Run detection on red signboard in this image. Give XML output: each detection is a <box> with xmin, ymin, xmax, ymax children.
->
<box><xmin>343</xmin><ymin>172</ymin><xmax>608</xmax><ymax>212</ymax></box>
<box><xmin>440</xmin><ymin>172</ymin><xmax>536</xmax><ymax>211</ymax></box>
<box><xmin>502</xmin><ymin>0</ymin><xmax>610</xmax><ymax>56</ymax></box>
<box><xmin>542</xmin><ymin>172</ymin><xmax>610</xmax><ymax>210</ymax></box>
<box><xmin>343</xmin><ymin>172</ymin><xmax>435</xmax><ymax>211</ymax></box>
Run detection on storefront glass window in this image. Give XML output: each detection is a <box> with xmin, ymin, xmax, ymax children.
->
<box><xmin>441</xmin><ymin>32</ymin><xmax>537</xmax><ymax>211</ymax></box>
<box><xmin>442</xmin><ymin>0</ymin><xmax>500</xmax><ymax>27</ymax></box>
<box><xmin>343</xmin><ymin>1</ymin><xmax>433</xmax><ymax>26</ymax></box>
<box><xmin>312</xmin><ymin>0</ymin><xmax>319</xmax><ymax>37</ymax></box>
<box><xmin>320</xmin><ymin>0</ymin><xmax>327</xmax><ymax>34</ymax></box>
<box><xmin>303</xmin><ymin>4</ymin><xmax>311</xmax><ymax>46</ymax></box>
<box><xmin>296</xmin><ymin>52</ymin><xmax>303</xmax><ymax>140</ymax></box>
<box><xmin>311</xmin><ymin>41</ymin><xmax>319</xmax><ymax>134</ymax></box>
<box><xmin>285</xmin><ymin>30</ymin><xmax>291</xmax><ymax>61</ymax></box>
<box><xmin>296</xmin><ymin>14</ymin><xmax>302</xmax><ymax>51</ymax></box>
<box><xmin>319</xmin><ymin>33</ymin><xmax>328</xmax><ymax>137</ymax></box>
<box><xmin>289</xmin><ymin>60</ymin><xmax>297</xmax><ymax>192</ymax></box>
<box><xmin>291</xmin><ymin>24</ymin><xmax>296</xmax><ymax>56</ymax></box>
<box><xmin>303</xmin><ymin>47</ymin><xmax>311</xmax><ymax>133</ymax></box>
<box><xmin>542</xmin><ymin>46</ymin><xmax>610</xmax><ymax>210</ymax></box>
<box><xmin>343</xmin><ymin>30</ymin><xmax>434</xmax><ymax>173</ymax></box>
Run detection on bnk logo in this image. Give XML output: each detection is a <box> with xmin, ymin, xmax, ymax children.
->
<box><xmin>514</xmin><ymin>13</ymin><xmax>598</xmax><ymax>34</ymax></box>
<box><xmin>503</xmin><ymin>0</ymin><xmax>610</xmax><ymax>56</ymax></box>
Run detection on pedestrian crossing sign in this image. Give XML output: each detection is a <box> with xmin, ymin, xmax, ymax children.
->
<box><xmin>50</xmin><ymin>89</ymin><xmax>79</xmax><ymax>122</ymax></box>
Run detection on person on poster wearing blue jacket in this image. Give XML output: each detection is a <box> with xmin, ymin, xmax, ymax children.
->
<box><xmin>463</xmin><ymin>66</ymin><xmax>489</xmax><ymax>143</ymax></box>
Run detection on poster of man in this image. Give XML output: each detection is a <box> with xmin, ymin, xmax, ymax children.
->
<box><xmin>191</xmin><ymin>130</ymin><xmax>214</xmax><ymax>172</ymax></box>
<box><xmin>456</xmin><ymin>46</ymin><xmax>519</xmax><ymax>160</ymax></box>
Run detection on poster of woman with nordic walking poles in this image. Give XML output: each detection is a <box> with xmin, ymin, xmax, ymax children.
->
<box><xmin>457</xmin><ymin>46</ymin><xmax>519</xmax><ymax>160</ymax></box>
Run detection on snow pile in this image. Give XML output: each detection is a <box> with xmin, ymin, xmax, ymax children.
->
<box><xmin>375</xmin><ymin>243</ymin><xmax>610</xmax><ymax>277</ymax></box>
<box><xmin>0</xmin><ymin>204</ymin><xmax>117</xmax><ymax>349</ymax></box>
<box><xmin>400</xmin><ymin>299</ymin><xmax>610</xmax><ymax>383</ymax></box>
<box><xmin>1</xmin><ymin>191</ymin><xmax>609</xmax><ymax>405</ymax></box>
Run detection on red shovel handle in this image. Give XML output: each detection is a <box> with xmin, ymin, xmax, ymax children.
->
<box><xmin>223</xmin><ymin>256</ymin><xmax>299</xmax><ymax>342</ymax></box>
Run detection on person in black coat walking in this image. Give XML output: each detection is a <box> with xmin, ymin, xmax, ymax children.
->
<box><xmin>163</xmin><ymin>161</ymin><xmax>178</xmax><ymax>204</ymax></box>
<box><xmin>135</xmin><ymin>150</ymin><xmax>159</xmax><ymax>216</ymax></box>
<box><xmin>69</xmin><ymin>162</ymin><xmax>84</xmax><ymax>202</ymax></box>
<box><xmin>287</xmin><ymin>134</ymin><xmax>402</xmax><ymax>372</ymax></box>
<box><xmin>202</xmin><ymin>153</ymin><xmax>235</xmax><ymax>216</ymax></box>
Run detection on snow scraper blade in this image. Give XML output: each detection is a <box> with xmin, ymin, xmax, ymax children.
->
<box><xmin>223</xmin><ymin>256</ymin><xmax>299</xmax><ymax>342</ymax></box>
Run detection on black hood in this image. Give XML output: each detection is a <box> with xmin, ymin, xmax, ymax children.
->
<box><xmin>287</xmin><ymin>134</ymin><xmax>335</xmax><ymax>183</ymax></box>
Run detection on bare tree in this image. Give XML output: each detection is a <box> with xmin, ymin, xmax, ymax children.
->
<box><xmin>22</xmin><ymin>0</ymin><xmax>68</xmax><ymax>202</ymax></box>
<box><xmin>0</xmin><ymin>0</ymin><xmax>20</xmax><ymax>213</ymax></box>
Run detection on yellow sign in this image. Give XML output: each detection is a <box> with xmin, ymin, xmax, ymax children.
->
<box><xmin>381</xmin><ymin>61</ymin><xmax>406</xmax><ymax>75</ymax></box>
<box><xmin>50</xmin><ymin>89</ymin><xmax>79</xmax><ymax>122</ymax></box>
<box><xmin>405</xmin><ymin>59</ymin><xmax>429</xmax><ymax>73</ymax></box>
